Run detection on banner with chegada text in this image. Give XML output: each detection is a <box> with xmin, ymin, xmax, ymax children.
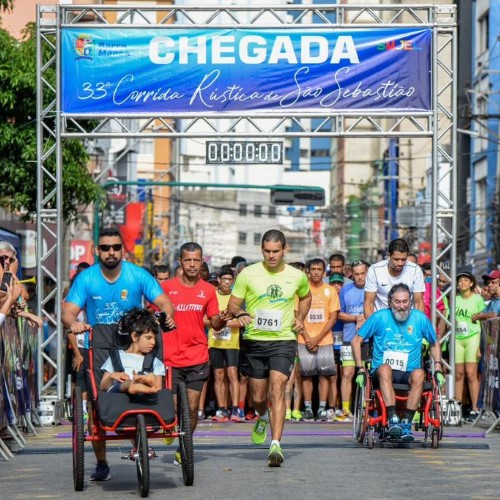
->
<box><xmin>61</xmin><ymin>27</ymin><xmax>431</xmax><ymax>114</ymax></box>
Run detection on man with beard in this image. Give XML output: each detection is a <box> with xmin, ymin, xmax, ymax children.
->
<box><xmin>352</xmin><ymin>283</ymin><xmax>444</xmax><ymax>442</ymax></box>
<box><xmin>364</xmin><ymin>238</ymin><xmax>425</xmax><ymax>319</ymax></box>
<box><xmin>62</xmin><ymin>227</ymin><xmax>175</xmax><ymax>482</ymax></box>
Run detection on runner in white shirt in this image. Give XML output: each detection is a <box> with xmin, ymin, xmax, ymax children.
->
<box><xmin>364</xmin><ymin>238</ymin><xmax>425</xmax><ymax>318</ymax></box>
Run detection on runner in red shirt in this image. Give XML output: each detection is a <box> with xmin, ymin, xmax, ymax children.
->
<box><xmin>161</xmin><ymin>242</ymin><xmax>230</xmax><ymax>465</ymax></box>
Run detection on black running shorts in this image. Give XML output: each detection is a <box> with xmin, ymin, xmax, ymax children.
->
<box><xmin>172</xmin><ymin>362</ymin><xmax>210</xmax><ymax>393</ymax></box>
<box><xmin>239</xmin><ymin>340</ymin><xmax>296</xmax><ymax>379</ymax></box>
<box><xmin>209</xmin><ymin>348</ymin><xmax>240</xmax><ymax>369</ymax></box>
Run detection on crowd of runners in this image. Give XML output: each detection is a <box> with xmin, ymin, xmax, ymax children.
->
<box><xmin>56</xmin><ymin>228</ymin><xmax>499</xmax><ymax>475</ymax></box>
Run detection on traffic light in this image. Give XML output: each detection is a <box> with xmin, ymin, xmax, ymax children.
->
<box><xmin>270</xmin><ymin>187</ymin><xmax>325</xmax><ymax>206</ymax></box>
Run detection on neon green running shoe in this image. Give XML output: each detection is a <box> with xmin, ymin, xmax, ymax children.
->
<box><xmin>251</xmin><ymin>417</ymin><xmax>268</xmax><ymax>445</ymax></box>
<box><xmin>162</xmin><ymin>429</ymin><xmax>175</xmax><ymax>445</ymax></box>
<box><xmin>291</xmin><ymin>410</ymin><xmax>303</xmax><ymax>421</ymax></box>
<box><xmin>267</xmin><ymin>443</ymin><xmax>284</xmax><ymax>467</ymax></box>
<box><xmin>285</xmin><ymin>409</ymin><xmax>292</xmax><ymax>421</ymax></box>
<box><xmin>173</xmin><ymin>449</ymin><xmax>182</xmax><ymax>466</ymax></box>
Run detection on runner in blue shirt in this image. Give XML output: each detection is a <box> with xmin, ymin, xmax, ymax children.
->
<box><xmin>337</xmin><ymin>260</ymin><xmax>369</xmax><ymax>421</ymax></box>
<box><xmin>62</xmin><ymin>227</ymin><xmax>175</xmax><ymax>482</ymax></box>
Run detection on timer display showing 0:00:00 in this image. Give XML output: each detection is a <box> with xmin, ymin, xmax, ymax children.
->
<box><xmin>206</xmin><ymin>141</ymin><xmax>283</xmax><ymax>164</ymax></box>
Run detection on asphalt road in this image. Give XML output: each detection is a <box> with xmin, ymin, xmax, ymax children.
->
<box><xmin>1</xmin><ymin>418</ymin><xmax>500</xmax><ymax>500</ymax></box>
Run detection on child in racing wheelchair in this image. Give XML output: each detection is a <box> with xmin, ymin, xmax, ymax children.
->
<box><xmin>100</xmin><ymin>308</ymin><xmax>165</xmax><ymax>395</ymax></box>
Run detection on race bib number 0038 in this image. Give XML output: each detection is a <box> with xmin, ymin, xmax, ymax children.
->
<box><xmin>383</xmin><ymin>350</ymin><xmax>408</xmax><ymax>371</ymax></box>
<box><xmin>255</xmin><ymin>309</ymin><xmax>282</xmax><ymax>332</ymax></box>
<box><xmin>308</xmin><ymin>308</ymin><xmax>325</xmax><ymax>323</ymax></box>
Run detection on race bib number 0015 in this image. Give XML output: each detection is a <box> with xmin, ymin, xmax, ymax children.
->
<box><xmin>383</xmin><ymin>350</ymin><xmax>408</xmax><ymax>371</ymax></box>
<box><xmin>255</xmin><ymin>309</ymin><xmax>282</xmax><ymax>332</ymax></box>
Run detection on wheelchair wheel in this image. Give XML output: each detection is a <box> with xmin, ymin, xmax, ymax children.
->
<box><xmin>353</xmin><ymin>384</ymin><xmax>367</xmax><ymax>443</ymax></box>
<box><xmin>367</xmin><ymin>427</ymin><xmax>375</xmax><ymax>449</ymax></box>
<box><xmin>135</xmin><ymin>414</ymin><xmax>150</xmax><ymax>498</ymax></box>
<box><xmin>430</xmin><ymin>387</ymin><xmax>444</xmax><ymax>441</ymax></box>
<box><xmin>177</xmin><ymin>381</ymin><xmax>194</xmax><ymax>486</ymax></box>
<box><xmin>72</xmin><ymin>386</ymin><xmax>85</xmax><ymax>491</ymax></box>
<box><xmin>431</xmin><ymin>428</ymin><xmax>439</xmax><ymax>449</ymax></box>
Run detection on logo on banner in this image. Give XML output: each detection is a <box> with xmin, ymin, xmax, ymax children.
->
<box><xmin>76</xmin><ymin>34</ymin><xmax>93</xmax><ymax>59</ymax></box>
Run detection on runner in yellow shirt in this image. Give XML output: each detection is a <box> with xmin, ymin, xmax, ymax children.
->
<box><xmin>228</xmin><ymin>230</ymin><xmax>311</xmax><ymax>467</ymax></box>
<box><xmin>208</xmin><ymin>268</ymin><xmax>242</xmax><ymax>422</ymax></box>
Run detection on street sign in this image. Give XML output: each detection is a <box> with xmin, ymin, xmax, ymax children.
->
<box><xmin>271</xmin><ymin>188</ymin><xmax>325</xmax><ymax>206</ymax></box>
<box><xmin>206</xmin><ymin>141</ymin><xmax>283</xmax><ymax>164</ymax></box>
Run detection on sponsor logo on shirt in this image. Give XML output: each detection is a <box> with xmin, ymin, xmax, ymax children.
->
<box><xmin>120</xmin><ymin>289</ymin><xmax>128</xmax><ymax>301</ymax></box>
<box><xmin>92</xmin><ymin>295</ymin><xmax>103</xmax><ymax>300</ymax></box>
<box><xmin>176</xmin><ymin>304</ymin><xmax>203</xmax><ymax>312</ymax></box>
<box><xmin>267</xmin><ymin>284</ymin><xmax>283</xmax><ymax>300</ymax></box>
<box><xmin>198</xmin><ymin>290</ymin><xmax>206</xmax><ymax>299</ymax></box>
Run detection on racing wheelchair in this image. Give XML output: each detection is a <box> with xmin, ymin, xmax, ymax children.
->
<box><xmin>71</xmin><ymin>318</ymin><xmax>194</xmax><ymax>497</ymax></box>
<box><xmin>353</xmin><ymin>360</ymin><xmax>443</xmax><ymax>449</ymax></box>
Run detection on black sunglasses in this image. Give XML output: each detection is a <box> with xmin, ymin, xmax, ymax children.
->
<box><xmin>98</xmin><ymin>244</ymin><xmax>123</xmax><ymax>252</ymax></box>
<box><xmin>351</xmin><ymin>259</ymin><xmax>368</xmax><ymax>267</ymax></box>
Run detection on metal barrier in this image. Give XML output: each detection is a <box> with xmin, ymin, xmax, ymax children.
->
<box><xmin>474</xmin><ymin>318</ymin><xmax>500</xmax><ymax>435</ymax></box>
<box><xmin>0</xmin><ymin>317</ymin><xmax>39</xmax><ymax>460</ymax></box>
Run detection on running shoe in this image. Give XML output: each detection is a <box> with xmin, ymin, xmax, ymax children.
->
<box><xmin>317</xmin><ymin>408</ymin><xmax>328</xmax><ymax>421</ymax></box>
<box><xmin>90</xmin><ymin>461</ymin><xmax>111</xmax><ymax>481</ymax></box>
<box><xmin>245</xmin><ymin>408</ymin><xmax>258</xmax><ymax>421</ymax></box>
<box><xmin>334</xmin><ymin>408</ymin><xmax>344</xmax><ymax>420</ymax></box>
<box><xmin>251</xmin><ymin>417</ymin><xmax>268</xmax><ymax>445</ymax></box>
<box><xmin>326</xmin><ymin>409</ymin><xmax>335</xmax><ymax>421</ymax></box>
<box><xmin>335</xmin><ymin>409</ymin><xmax>353</xmax><ymax>422</ymax></box>
<box><xmin>237</xmin><ymin>408</ymin><xmax>245</xmax><ymax>420</ymax></box>
<box><xmin>412</xmin><ymin>411</ymin><xmax>421</xmax><ymax>423</ymax></box>
<box><xmin>212</xmin><ymin>409</ymin><xmax>229</xmax><ymax>422</ymax></box>
<box><xmin>83</xmin><ymin>411</ymin><xmax>89</xmax><ymax>426</ymax></box>
<box><xmin>467</xmin><ymin>410</ymin><xmax>480</xmax><ymax>423</ymax></box>
<box><xmin>400</xmin><ymin>418</ymin><xmax>414</xmax><ymax>442</ymax></box>
<box><xmin>267</xmin><ymin>443</ymin><xmax>284</xmax><ymax>467</ymax></box>
<box><xmin>173</xmin><ymin>449</ymin><xmax>182</xmax><ymax>466</ymax></box>
<box><xmin>285</xmin><ymin>409</ymin><xmax>292</xmax><ymax>421</ymax></box>
<box><xmin>387</xmin><ymin>415</ymin><xmax>402</xmax><ymax>440</ymax></box>
<box><xmin>230</xmin><ymin>409</ymin><xmax>243</xmax><ymax>422</ymax></box>
<box><xmin>162</xmin><ymin>429</ymin><xmax>175</xmax><ymax>445</ymax></box>
<box><xmin>302</xmin><ymin>408</ymin><xmax>315</xmax><ymax>421</ymax></box>
<box><xmin>197</xmin><ymin>409</ymin><xmax>205</xmax><ymax>420</ymax></box>
<box><xmin>291</xmin><ymin>410</ymin><xmax>303</xmax><ymax>421</ymax></box>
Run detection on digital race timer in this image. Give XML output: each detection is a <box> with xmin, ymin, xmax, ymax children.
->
<box><xmin>206</xmin><ymin>141</ymin><xmax>283</xmax><ymax>164</ymax></box>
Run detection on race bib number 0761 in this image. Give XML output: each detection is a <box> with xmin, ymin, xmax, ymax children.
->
<box><xmin>255</xmin><ymin>309</ymin><xmax>282</xmax><ymax>332</ymax></box>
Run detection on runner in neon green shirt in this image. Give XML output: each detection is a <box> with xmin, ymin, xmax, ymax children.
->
<box><xmin>228</xmin><ymin>229</ymin><xmax>311</xmax><ymax>468</ymax></box>
<box><xmin>454</xmin><ymin>271</ymin><xmax>485</xmax><ymax>420</ymax></box>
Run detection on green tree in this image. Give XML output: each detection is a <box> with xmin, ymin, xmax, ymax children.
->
<box><xmin>0</xmin><ymin>24</ymin><xmax>101</xmax><ymax>221</ymax></box>
<box><xmin>0</xmin><ymin>0</ymin><xmax>13</xmax><ymax>12</ymax></box>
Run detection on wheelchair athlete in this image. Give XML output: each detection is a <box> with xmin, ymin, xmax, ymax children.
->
<box><xmin>352</xmin><ymin>283</ymin><xmax>445</xmax><ymax>442</ymax></box>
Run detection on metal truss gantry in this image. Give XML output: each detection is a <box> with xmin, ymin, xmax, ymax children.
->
<box><xmin>36</xmin><ymin>3</ymin><xmax>458</xmax><ymax>403</ymax></box>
